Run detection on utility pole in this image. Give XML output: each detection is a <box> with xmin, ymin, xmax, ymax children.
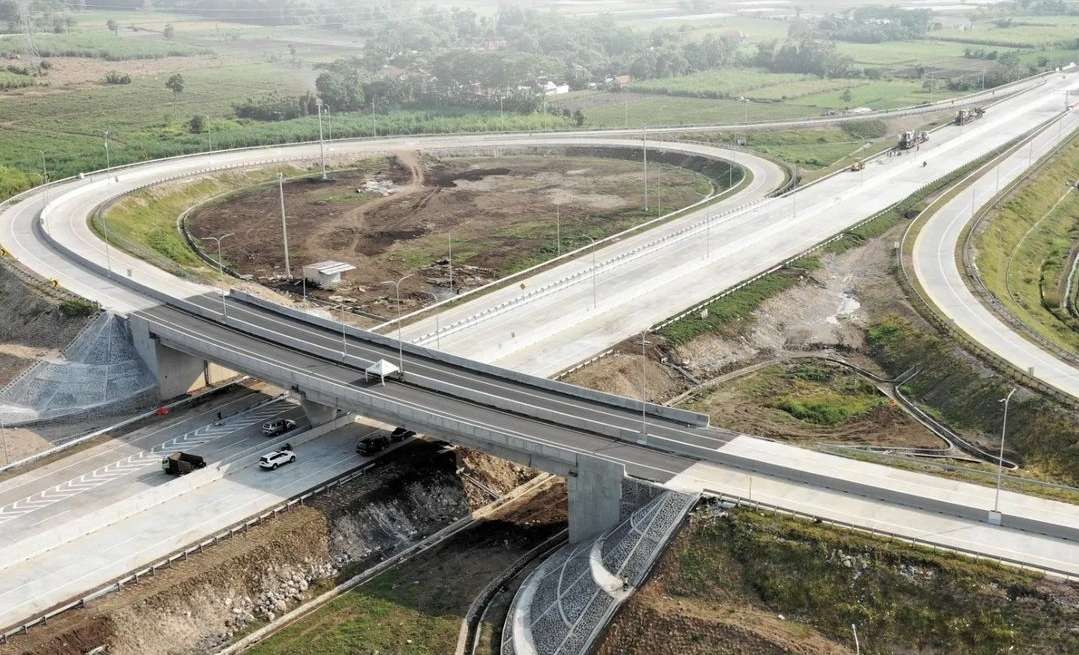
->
<box><xmin>448</xmin><ymin>231</ymin><xmax>453</xmax><ymax>295</ymax></box>
<box><xmin>993</xmin><ymin>388</ymin><xmax>1017</xmax><ymax>516</ymax></box>
<box><xmin>316</xmin><ymin>100</ymin><xmax>327</xmax><ymax>180</ymax></box>
<box><xmin>656</xmin><ymin>160</ymin><xmax>662</xmax><ymax>216</ymax></box>
<box><xmin>623</xmin><ymin>94</ymin><xmax>628</xmax><ymax>129</ymax></box>
<box><xmin>39</xmin><ymin>151</ymin><xmax>47</xmax><ymax>185</ymax></box>
<box><xmin>642</xmin><ymin>126</ymin><xmax>648</xmax><ymax>212</ymax></box>
<box><xmin>371</xmin><ymin>98</ymin><xmax>377</xmax><ymax>137</ymax></box>
<box><xmin>326</xmin><ymin>106</ymin><xmax>332</xmax><ymax>140</ymax></box>
<box><xmin>499</xmin><ymin>94</ymin><xmax>505</xmax><ymax>132</ymax></box>
<box><xmin>279</xmin><ymin>173</ymin><xmax>292</xmax><ymax>278</ymax></box>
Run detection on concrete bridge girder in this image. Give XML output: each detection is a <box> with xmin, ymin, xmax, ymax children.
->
<box><xmin>129</xmin><ymin>316</ymin><xmax>235</xmax><ymax>400</ymax></box>
<box><xmin>132</xmin><ymin>315</ymin><xmax>626</xmax><ymax>540</ymax></box>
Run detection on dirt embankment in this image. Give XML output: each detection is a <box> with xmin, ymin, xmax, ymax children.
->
<box><xmin>564</xmin><ymin>232</ymin><xmax>940</xmax><ymax>449</ymax></box>
<box><xmin>0</xmin><ymin>266</ymin><xmax>96</xmax><ymax>388</ymax></box>
<box><xmin>1</xmin><ymin>442</ymin><xmax>536</xmax><ymax>655</ymax></box>
<box><xmin>598</xmin><ymin>503</ymin><xmax>1079</xmax><ymax>655</ymax></box>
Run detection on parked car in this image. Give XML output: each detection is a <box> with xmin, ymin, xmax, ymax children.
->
<box><xmin>259</xmin><ymin>447</ymin><xmax>296</xmax><ymax>470</ymax></box>
<box><xmin>390</xmin><ymin>427</ymin><xmax>415</xmax><ymax>443</ymax></box>
<box><xmin>262</xmin><ymin>418</ymin><xmax>297</xmax><ymax>437</ymax></box>
<box><xmin>161</xmin><ymin>451</ymin><xmax>206</xmax><ymax>476</ymax></box>
<box><xmin>356</xmin><ymin>434</ymin><xmax>390</xmax><ymax>456</ymax></box>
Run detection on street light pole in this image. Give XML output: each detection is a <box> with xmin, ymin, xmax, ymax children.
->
<box><xmin>316</xmin><ymin>100</ymin><xmax>327</xmax><ymax>180</ymax></box>
<box><xmin>642</xmin><ymin>126</ymin><xmax>648</xmax><ymax>212</ymax></box>
<box><xmin>993</xmin><ymin>388</ymin><xmax>1017</xmax><ymax>514</ymax></box>
<box><xmin>555</xmin><ymin>203</ymin><xmax>561</xmax><ymax>256</ymax></box>
<box><xmin>448</xmin><ymin>231</ymin><xmax>453</xmax><ymax>295</ymax></box>
<box><xmin>585</xmin><ymin>234</ymin><xmax>597</xmax><ymax>309</ymax></box>
<box><xmin>640</xmin><ymin>330</ymin><xmax>649</xmax><ymax>442</ymax></box>
<box><xmin>199</xmin><ymin>232</ymin><xmax>234</xmax><ymax>276</ymax></box>
<box><xmin>383</xmin><ymin>274</ymin><xmax>414</xmax><ymax>376</ymax></box>
<box><xmin>103</xmin><ymin>129</ymin><xmax>111</xmax><ymax>170</ymax></box>
<box><xmin>279</xmin><ymin>173</ymin><xmax>292</xmax><ymax>278</ymax></box>
<box><xmin>0</xmin><ymin>417</ymin><xmax>8</xmax><ymax>465</ymax></box>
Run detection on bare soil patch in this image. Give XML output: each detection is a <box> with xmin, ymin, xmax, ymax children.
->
<box><xmin>188</xmin><ymin>152</ymin><xmax>711</xmax><ymax>317</ymax></box>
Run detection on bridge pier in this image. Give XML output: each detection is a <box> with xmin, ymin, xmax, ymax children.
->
<box><xmin>567</xmin><ymin>456</ymin><xmax>625</xmax><ymax>543</ymax></box>
<box><xmin>129</xmin><ymin>316</ymin><xmax>235</xmax><ymax>400</ymax></box>
<box><xmin>300</xmin><ymin>394</ymin><xmax>338</xmax><ymax>426</ymax></box>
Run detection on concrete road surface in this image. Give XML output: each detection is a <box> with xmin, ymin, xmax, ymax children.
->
<box><xmin>913</xmin><ymin>108</ymin><xmax>1079</xmax><ymax>398</ymax></box>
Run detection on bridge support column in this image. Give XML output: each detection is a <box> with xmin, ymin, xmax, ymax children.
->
<box><xmin>130</xmin><ymin>316</ymin><xmax>236</xmax><ymax>401</ymax></box>
<box><xmin>567</xmin><ymin>456</ymin><xmax>625</xmax><ymax>544</ymax></box>
<box><xmin>300</xmin><ymin>394</ymin><xmax>338</xmax><ymax>426</ymax></box>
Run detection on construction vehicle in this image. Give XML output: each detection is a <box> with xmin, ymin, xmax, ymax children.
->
<box><xmin>954</xmin><ymin>107</ymin><xmax>986</xmax><ymax>126</ymax></box>
<box><xmin>162</xmin><ymin>451</ymin><xmax>207</xmax><ymax>476</ymax></box>
<box><xmin>897</xmin><ymin>130</ymin><xmax>929</xmax><ymax>150</ymax></box>
<box><xmin>850</xmin><ymin>161</ymin><xmax>865</xmax><ymax>172</ymax></box>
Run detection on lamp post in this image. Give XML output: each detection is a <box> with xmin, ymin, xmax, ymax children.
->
<box><xmin>199</xmin><ymin>233</ymin><xmax>234</xmax><ymax>276</ymax></box>
<box><xmin>642</xmin><ymin>126</ymin><xmax>648</xmax><ymax>212</ymax></box>
<box><xmin>584</xmin><ymin>234</ymin><xmax>597</xmax><ymax>309</ymax></box>
<box><xmin>448</xmin><ymin>231</ymin><xmax>453</xmax><ymax>295</ymax></box>
<box><xmin>279</xmin><ymin>173</ymin><xmax>292</xmax><ymax>278</ymax></box>
<box><xmin>103</xmin><ymin>129</ymin><xmax>111</xmax><ymax>171</ymax></box>
<box><xmin>638</xmin><ymin>330</ymin><xmax>650</xmax><ymax>444</ymax></box>
<box><xmin>200</xmin><ymin>232</ymin><xmax>235</xmax><ymax>318</ymax></box>
<box><xmin>383</xmin><ymin>274</ymin><xmax>414</xmax><ymax>376</ymax></box>
<box><xmin>993</xmin><ymin>388</ymin><xmax>1017</xmax><ymax>515</ymax></box>
<box><xmin>555</xmin><ymin>203</ymin><xmax>561</xmax><ymax>256</ymax></box>
<box><xmin>0</xmin><ymin>417</ymin><xmax>9</xmax><ymax>465</ymax></box>
<box><xmin>315</xmin><ymin>99</ymin><xmax>327</xmax><ymax>180</ymax></box>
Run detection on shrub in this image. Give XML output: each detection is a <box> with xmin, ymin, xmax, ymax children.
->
<box><xmin>104</xmin><ymin>70</ymin><xmax>131</xmax><ymax>85</ymax></box>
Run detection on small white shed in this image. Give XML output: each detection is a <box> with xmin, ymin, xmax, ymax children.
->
<box><xmin>365</xmin><ymin>359</ymin><xmax>400</xmax><ymax>385</ymax></box>
<box><xmin>302</xmin><ymin>261</ymin><xmax>355</xmax><ymax>289</ymax></box>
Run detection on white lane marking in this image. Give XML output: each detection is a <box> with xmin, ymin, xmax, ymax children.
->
<box><xmin>0</xmin><ymin>404</ymin><xmax>288</xmax><ymax>525</ymax></box>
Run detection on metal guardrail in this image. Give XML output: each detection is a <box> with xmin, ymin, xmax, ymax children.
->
<box><xmin>701</xmin><ymin>490</ymin><xmax>1077</xmax><ymax>581</ymax></box>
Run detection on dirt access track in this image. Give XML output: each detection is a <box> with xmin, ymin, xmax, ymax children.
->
<box><xmin>187</xmin><ymin>149</ymin><xmax>719</xmax><ymax>318</ymax></box>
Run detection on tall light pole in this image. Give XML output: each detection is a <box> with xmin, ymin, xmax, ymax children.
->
<box><xmin>103</xmin><ymin>129</ymin><xmax>111</xmax><ymax>170</ymax></box>
<box><xmin>584</xmin><ymin>234</ymin><xmax>597</xmax><ymax>309</ymax></box>
<box><xmin>499</xmin><ymin>94</ymin><xmax>505</xmax><ymax>132</ymax></box>
<box><xmin>993</xmin><ymin>388</ymin><xmax>1017</xmax><ymax>515</ymax></box>
<box><xmin>199</xmin><ymin>232</ymin><xmax>234</xmax><ymax>276</ymax></box>
<box><xmin>383</xmin><ymin>274</ymin><xmax>414</xmax><ymax>376</ymax></box>
<box><xmin>447</xmin><ymin>231</ymin><xmax>453</xmax><ymax>295</ymax></box>
<box><xmin>315</xmin><ymin>99</ymin><xmax>327</xmax><ymax>180</ymax></box>
<box><xmin>555</xmin><ymin>203</ymin><xmax>561</xmax><ymax>256</ymax></box>
<box><xmin>326</xmin><ymin>105</ymin><xmax>332</xmax><ymax>141</ymax></box>
<box><xmin>0</xmin><ymin>416</ymin><xmax>9</xmax><ymax>465</ymax></box>
<box><xmin>639</xmin><ymin>330</ymin><xmax>650</xmax><ymax>444</ymax></box>
<box><xmin>279</xmin><ymin>173</ymin><xmax>292</xmax><ymax>278</ymax></box>
<box><xmin>371</xmin><ymin>97</ymin><xmax>377</xmax><ymax>137</ymax></box>
<box><xmin>642</xmin><ymin>126</ymin><xmax>648</xmax><ymax>212</ymax></box>
<box><xmin>739</xmin><ymin>96</ymin><xmax>749</xmax><ymax>124</ymax></box>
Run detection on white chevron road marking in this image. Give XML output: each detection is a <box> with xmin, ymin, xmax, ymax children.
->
<box><xmin>0</xmin><ymin>402</ymin><xmax>288</xmax><ymax>525</ymax></box>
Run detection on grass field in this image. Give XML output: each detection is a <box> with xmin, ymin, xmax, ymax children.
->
<box><xmin>973</xmin><ymin>135</ymin><xmax>1079</xmax><ymax>354</ymax></box>
<box><xmin>628</xmin><ymin>68</ymin><xmax>810</xmax><ymax>98</ymax></box>
<box><xmin>931</xmin><ymin>15</ymin><xmax>1079</xmax><ymax>48</ymax></box>
<box><xmin>0</xmin><ymin>70</ymin><xmax>35</xmax><ymax>90</ymax></box>
<box><xmin>0</xmin><ymin>31</ymin><xmax>207</xmax><ymax>60</ymax></box>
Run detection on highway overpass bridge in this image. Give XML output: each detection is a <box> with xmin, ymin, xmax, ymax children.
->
<box><xmin>1</xmin><ymin>71</ymin><xmax>1078</xmax><ymax>588</ymax></box>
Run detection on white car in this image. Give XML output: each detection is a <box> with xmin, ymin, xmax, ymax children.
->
<box><xmin>259</xmin><ymin>449</ymin><xmax>295</xmax><ymax>470</ymax></box>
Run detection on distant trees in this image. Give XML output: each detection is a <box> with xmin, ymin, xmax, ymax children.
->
<box><xmin>754</xmin><ymin>39</ymin><xmax>854</xmax><ymax>77</ymax></box>
<box><xmin>165</xmin><ymin>73</ymin><xmax>184</xmax><ymax>94</ymax></box>
<box><xmin>315</xmin><ymin>69</ymin><xmax>364</xmax><ymax>111</ymax></box>
<box><xmin>233</xmin><ymin>91</ymin><xmax>318</xmax><ymax>121</ymax></box>
<box><xmin>188</xmin><ymin>114</ymin><xmax>206</xmax><ymax>133</ymax></box>
<box><xmin>106</xmin><ymin>18</ymin><xmax>119</xmax><ymax>35</ymax></box>
<box><xmin>163</xmin><ymin>23</ymin><xmax>175</xmax><ymax>39</ymax></box>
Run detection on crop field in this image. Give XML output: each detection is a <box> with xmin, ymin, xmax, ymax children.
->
<box><xmin>931</xmin><ymin>15</ymin><xmax>1079</xmax><ymax>48</ymax></box>
<box><xmin>557</xmin><ymin>91</ymin><xmax>814</xmax><ymax>128</ymax></box>
<box><xmin>747</xmin><ymin>77</ymin><xmax>857</xmax><ymax>101</ymax></box>
<box><xmin>628</xmin><ymin>68</ymin><xmax>809</xmax><ymax>99</ymax></box>
<box><xmin>0</xmin><ymin>70</ymin><xmax>35</xmax><ymax>90</ymax></box>
<box><xmin>0</xmin><ymin>31</ymin><xmax>207</xmax><ymax>60</ymax></box>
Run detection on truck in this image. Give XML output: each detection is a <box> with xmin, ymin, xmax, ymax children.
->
<box><xmin>161</xmin><ymin>451</ymin><xmax>207</xmax><ymax>476</ymax></box>
<box><xmin>954</xmin><ymin>107</ymin><xmax>986</xmax><ymax>126</ymax></box>
<box><xmin>897</xmin><ymin>130</ymin><xmax>929</xmax><ymax>150</ymax></box>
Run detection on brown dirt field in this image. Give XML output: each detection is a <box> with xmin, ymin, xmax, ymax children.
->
<box><xmin>188</xmin><ymin>152</ymin><xmax>712</xmax><ymax>317</ymax></box>
<box><xmin>32</xmin><ymin>55</ymin><xmax>217</xmax><ymax>88</ymax></box>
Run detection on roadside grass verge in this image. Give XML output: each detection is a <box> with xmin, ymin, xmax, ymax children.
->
<box><xmin>972</xmin><ymin>134</ymin><xmax>1079</xmax><ymax>354</ymax></box>
<box><xmin>867</xmin><ymin>316</ymin><xmax>1079</xmax><ymax>484</ymax></box>
<box><xmin>93</xmin><ymin>165</ymin><xmax>302</xmax><ymax>279</ymax></box>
